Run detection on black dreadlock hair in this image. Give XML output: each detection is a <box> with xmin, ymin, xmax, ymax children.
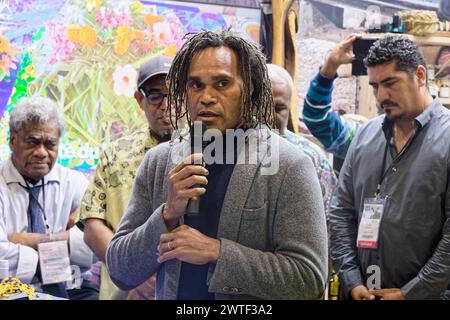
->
<box><xmin>166</xmin><ymin>28</ymin><xmax>274</xmax><ymax>130</ymax></box>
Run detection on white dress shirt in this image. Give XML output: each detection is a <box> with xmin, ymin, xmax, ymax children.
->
<box><xmin>0</xmin><ymin>159</ymin><xmax>92</xmax><ymax>283</ymax></box>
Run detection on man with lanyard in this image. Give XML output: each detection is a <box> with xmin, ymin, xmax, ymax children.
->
<box><xmin>329</xmin><ymin>34</ymin><xmax>450</xmax><ymax>300</ymax></box>
<box><xmin>0</xmin><ymin>96</ymin><xmax>97</xmax><ymax>299</ymax></box>
<box><xmin>105</xmin><ymin>29</ymin><xmax>328</xmax><ymax>300</ymax></box>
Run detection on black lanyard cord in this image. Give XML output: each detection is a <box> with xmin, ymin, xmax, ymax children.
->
<box><xmin>376</xmin><ymin>125</ymin><xmax>419</xmax><ymax>197</ymax></box>
<box><xmin>376</xmin><ymin>141</ymin><xmax>390</xmax><ymax>197</ymax></box>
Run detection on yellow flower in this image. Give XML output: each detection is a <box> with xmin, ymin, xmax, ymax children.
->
<box><xmin>25</xmin><ymin>65</ymin><xmax>35</xmax><ymax>77</ymax></box>
<box><xmin>0</xmin><ymin>34</ymin><xmax>18</xmax><ymax>56</ymax></box>
<box><xmin>79</xmin><ymin>26</ymin><xmax>97</xmax><ymax>47</ymax></box>
<box><xmin>163</xmin><ymin>44</ymin><xmax>177</xmax><ymax>57</ymax></box>
<box><xmin>114</xmin><ymin>40</ymin><xmax>130</xmax><ymax>55</ymax></box>
<box><xmin>68</xmin><ymin>25</ymin><xmax>97</xmax><ymax>47</ymax></box>
<box><xmin>86</xmin><ymin>0</ymin><xmax>102</xmax><ymax>11</ymax></box>
<box><xmin>114</xmin><ymin>26</ymin><xmax>133</xmax><ymax>55</ymax></box>
<box><xmin>67</xmin><ymin>25</ymin><xmax>80</xmax><ymax>43</ymax></box>
<box><xmin>116</xmin><ymin>26</ymin><xmax>133</xmax><ymax>40</ymax></box>
<box><xmin>0</xmin><ymin>34</ymin><xmax>8</xmax><ymax>52</ymax></box>
<box><xmin>130</xmin><ymin>1</ymin><xmax>143</xmax><ymax>13</ymax></box>
<box><xmin>25</xmin><ymin>65</ymin><xmax>33</xmax><ymax>73</ymax></box>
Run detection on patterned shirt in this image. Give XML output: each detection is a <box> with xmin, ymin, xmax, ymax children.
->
<box><xmin>283</xmin><ymin>130</ymin><xmax>337</xmax><ymax>212</ymax></box>
<box><xmin>303</xmin><ymin>72</ymin><xmax>368</xmax><ymax>160</ymax></box>
<box><xmin>79</xmin><ymin>129</ymin><xmax>159</xmax><ymax>299</ymax></box>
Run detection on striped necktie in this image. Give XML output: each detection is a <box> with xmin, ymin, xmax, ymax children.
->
<box><xmin>27</xmin><ymin>185</ymin><xmax>46</xmax><ymax>233</ymax></box>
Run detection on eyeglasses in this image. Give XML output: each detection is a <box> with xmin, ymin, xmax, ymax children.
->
<box><xmin>140</xmin><ymin>89</ymin><xmax>168</xmax><ymax>106</ymax></box>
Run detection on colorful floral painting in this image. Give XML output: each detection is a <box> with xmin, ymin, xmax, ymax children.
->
<box><xmin>0</xmin><ymin>0</ymin><xmax>261</xmax><ymax>174</ymax></box>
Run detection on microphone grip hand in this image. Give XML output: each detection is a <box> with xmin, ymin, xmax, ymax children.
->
<box><xmin>186</xmin><ymin>156</ymin><xmax>205</xmax><ymax>216</ymax></box>
<box><xmin>164</xmin><ymin>153</ymin><xmax>208</xmax><ymax>228</ymax></box>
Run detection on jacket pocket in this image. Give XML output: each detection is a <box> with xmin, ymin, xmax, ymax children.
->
<box><xmin>241</xmin><ymin>202</ymin><xmax>268</xmax><ymax>221</ymax></box>
<box><xmin>238</xmin><ymin>202</ymin><xmax>268</xmax><ymax>249</ymax></box>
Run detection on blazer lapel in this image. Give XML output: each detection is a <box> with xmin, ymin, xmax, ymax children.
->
<box><xmin>216</xmin><ymin>126</ymin><xmax>271</xmax><ymax>242</ymax></box>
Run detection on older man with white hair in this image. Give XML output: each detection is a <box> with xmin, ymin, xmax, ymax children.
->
<box><xmin>0</xmin><ymin>96</ymin><xmax>97</xmax><ymax>299</ymax></box>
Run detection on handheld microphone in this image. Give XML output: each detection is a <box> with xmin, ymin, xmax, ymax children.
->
<box><xmin>186</xmin><ymin>121</ymin><xmax>207</xmax><ymax>216</ymax></box>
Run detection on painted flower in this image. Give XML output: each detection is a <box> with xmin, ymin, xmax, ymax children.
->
<box><xmin>68</xmin><ymin>25</ymin><xmax>97</xmax><ymax>47</ymax></box>
<box><xmin>144</xmin><ymin>14</ymin><xmax>164</xmax><ymax>27</ymax></box>
<box><xmin>0</xmin><ymin>34</ymin><xmax>19</xmax><ymax>57</ymax></box>
<box><xmin>133</xmin><ymin>30</ymin><xmax>144</xmax><ymax>40</ymax></box>
<box><xmin>21</xmin><ymin>65</ymin><xmax>35</xmax><ymax>79</ymax></box>
<box><xmin>86</xmin><ymin>0</ymin><xmax>102</xmax><ymax>12</ymax></box>
<box><xmin>46</xmin><ymin>22</ymin><xmax>74</xmax><ymax>63</ymax></box>
<box><xmin>67</xmin><ymin>25</ymin><xmax>79</xmax><ymax>42</ymax></box>
<box><xmin>246</xmin><ymin>24</ymin><xmax>261</xmax><ymax>44</ymax></box>
<box><xmin>112</xmin><ymin>64</ymin><xmax>137</xmax><ymax>97</ymax></box>
<box><xmin>153</xmin><ymin>21</ymin><xmax>172</xmax><ymax>43</ymax></box>
<box><xmin>114</xmin><ymin>25</ymin><xmax>134</xmax><ymax>55</ymax></box>
<box><xmin>79</xmin><ymin>26</ymin><xmax>98</xmax><ymax>47</ymax></box>
<box><xmin>130</xmin><ymin>1</ymin><xmax>144</xmax><ymax>14</ymax></box>
<box><xmin>0</xmin><ymin>55</ymin><xmax>17</xmax><ymax>75</ymax></box>
<box><xmin>163</xmin><ymin>44</ymin><xmax>177</xmax><ymax>57</ymax></box>
<box><xmin>0</xmin><ymin>34</ymin><xmax>19</xmax><ymax>76</ymax></box>
<box><xmin>135</xmin><ymin>32</ymin><xmax>156</xmax><ymax>53</ymax></box>
<box><xmin>0</xmin><ymin>35</ymin><xmax>8</xmax><ymax>53</ymax></box>
<box><xmin>96</xmin><ymin>7</ymin><xmax>133</xmax><ymax>29</ymax></box>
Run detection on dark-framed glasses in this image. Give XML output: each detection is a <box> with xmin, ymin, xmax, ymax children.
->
<box><xmin>140</xmin><ymin>89</ymin><xmax>168</xmax><ymax>106</ymax></box>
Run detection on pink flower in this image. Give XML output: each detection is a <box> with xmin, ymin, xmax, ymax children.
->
<box><xmin>95</xmin><ymin>7</ymin><xmax>133</xmax><ymax>29</ymax></box>
<box><xmin>46</xmin><ymin>22</ymin><xmax>74</xmax><ymax>63</ymax></box>
<box><xmin>0</xmin><ymin>54</ymin><xmax>17</xmax><ymax>75</ymax></box>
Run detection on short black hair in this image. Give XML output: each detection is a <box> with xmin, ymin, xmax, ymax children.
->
<box><xmin>364</xmin><ymin>35</ymin><xmax>426</xmax><ymax>75</ymax></box>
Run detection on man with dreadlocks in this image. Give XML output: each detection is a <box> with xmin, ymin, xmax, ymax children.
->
<box><xmin>106</xmin><ymin>29</ymin><xmax>328</xmax><ymax>300</ymax></box>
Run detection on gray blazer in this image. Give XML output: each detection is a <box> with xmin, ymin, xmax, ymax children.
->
<box><xmin>106</xmin><ymin>126</ymin><xmax>328</xmax><ymax>300</ymax></box>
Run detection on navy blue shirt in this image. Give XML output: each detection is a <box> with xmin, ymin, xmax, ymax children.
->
<box><xmin>177</xmin><ymin>136</ymin><xmax>237</xmax><ymax>300</ymax></box>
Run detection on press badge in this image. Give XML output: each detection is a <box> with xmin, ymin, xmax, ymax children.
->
<box><xmin>356</xmin><ymin>198</ymin><xmax>385</xmax><ymax>249</ymax></box>
<box><xmin>37</xmin><ymin>240</ymin><xmax>72</xmax><ymax>285</ymax></box>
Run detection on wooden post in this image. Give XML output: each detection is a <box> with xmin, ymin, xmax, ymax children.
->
<box><xmin>356</xmin><ymin>76</ymin><xmax>379</xmax><ymax>119</ymax></box>
<box><xmin>271</xmin><ymin>0</ymin><xmax>294</xmax><ymax>66</ymax></box>
<box><xmin>271</xmin><ymin>0</ymin><xmax>300</xmax><ymax>132</ymax></box>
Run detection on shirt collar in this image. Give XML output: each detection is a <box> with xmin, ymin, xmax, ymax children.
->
<box><xmin>146</xmin><ymin>129</ymin><xmax>159</xmax><ymax>149</ymax></box>
<box><xmin>382</xmin><ymin>98</ymin><xmax>441</xmax><ymax>140</ymax></box>
<box><xmin>2</xmin><ymin>158</ymin><xmax>60</xmax><ymax>186</ymax></box>
<box><xmin>415</xmin><ymin>97</ymin><xmax>441</xmax><ymax>127</ymax></box>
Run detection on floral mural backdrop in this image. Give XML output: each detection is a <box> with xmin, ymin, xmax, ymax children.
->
<box><xmin>0</xmin><ymin>0</ymin><xmax>261</xmax><ymax>173</ymax></box>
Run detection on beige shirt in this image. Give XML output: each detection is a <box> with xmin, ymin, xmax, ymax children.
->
<box><xmin>79</xmin><ymin>129</ymin><xmax>158</xmax><ymax>299</ymax></box>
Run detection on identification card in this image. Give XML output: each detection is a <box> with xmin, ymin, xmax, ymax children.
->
<box><xmin>356</xmin><ymin>198</ymin><xmax>385</xmax><ymax>249</ymax></box>
<box><xmin>38</xmin><ymin>240</ymin><xmax>72</xmax><ymax>285</ymax></box>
